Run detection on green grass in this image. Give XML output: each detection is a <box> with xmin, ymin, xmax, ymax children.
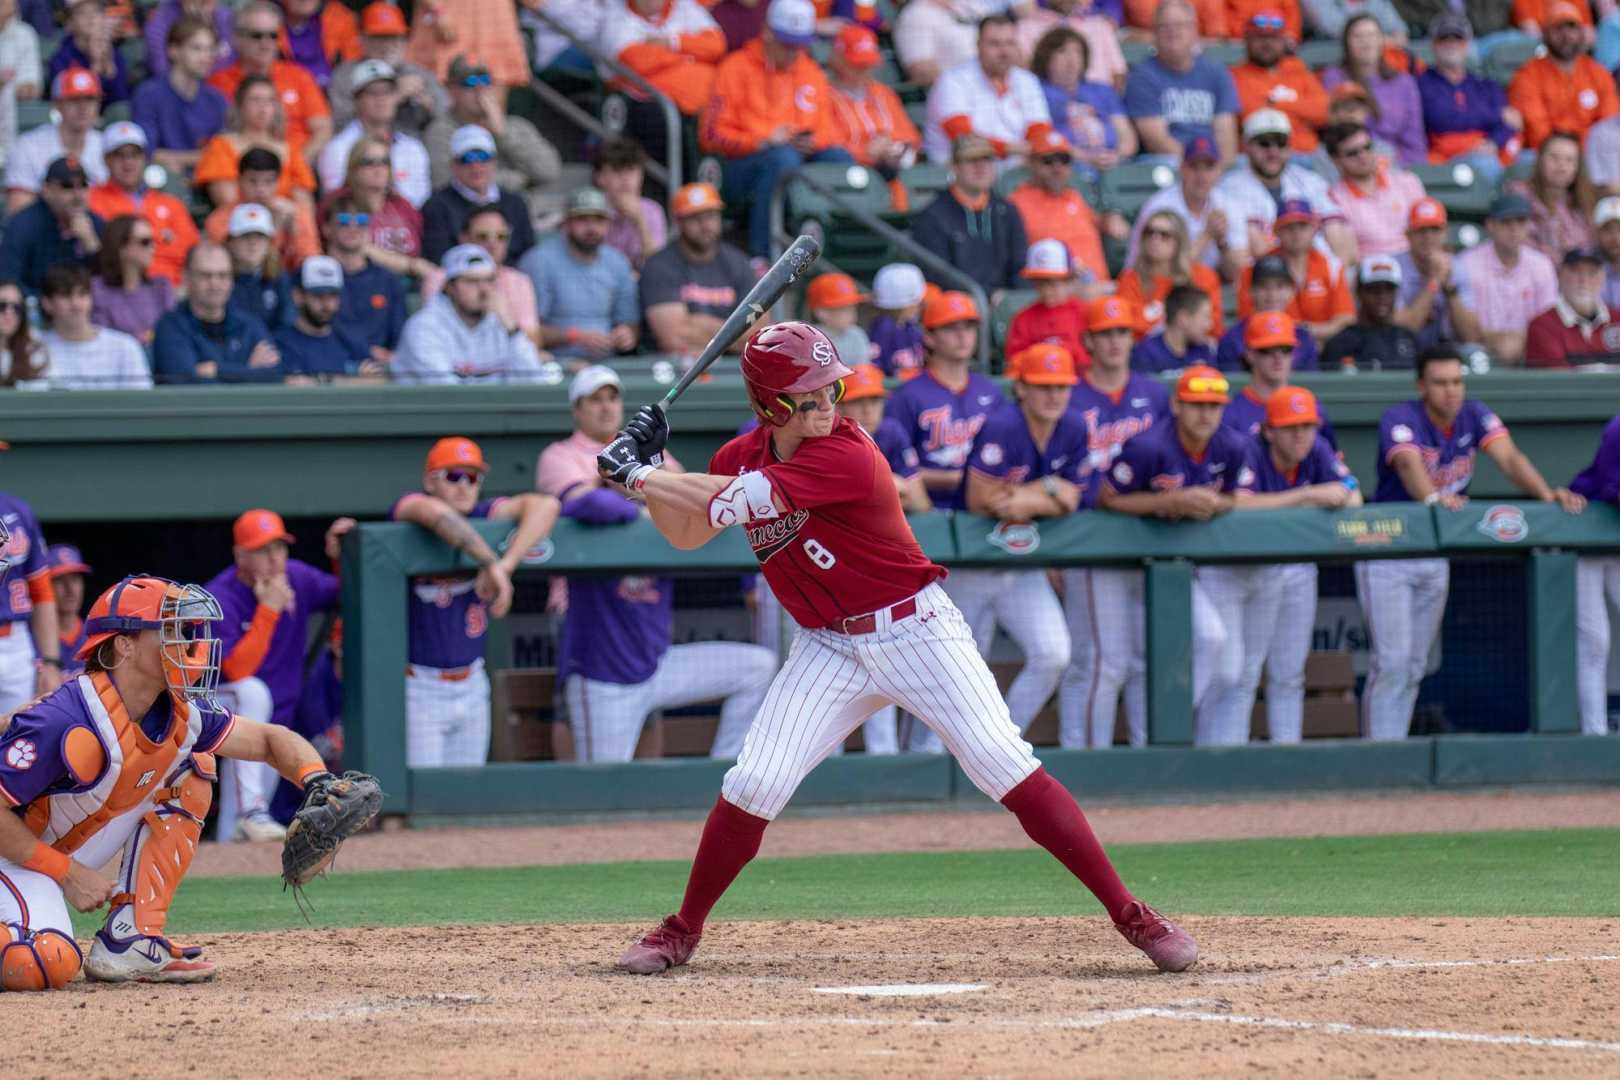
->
<box><xmin>90</xmin><ymin>828</ymin><xmax>1619</xmax><ymax>937</ymax></box>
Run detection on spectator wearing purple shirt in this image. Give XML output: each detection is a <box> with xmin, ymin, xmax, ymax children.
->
<box><xmin>89</xmin><ymin>214</ymin><xmax>176</xmax><ymax>347</ymax></box>
<box><xmin>132</xmin><ymin>16</ymin><xmax>229</xmax><ymax>174</ymax></box>
<box><xmin>1319</xmin><ymin>13</ymin><xmax>1426</xmax><ymax>167</ymax></box>
<box><xmin>1130</xmin><ymin>283</ymin><xmax>1216</xmax><ymax>373</ymax></box>
<box><xmin>869</xmin><ymin>261</ymin><xmax>926</xmax><ymax>377</ymax></box>
<box><xmin>1416</xmin><ymin>12</ymin><xmax>1521</xmax><ymax>186</ymax></box>
<box><xmin>1031</xmin><ymin>26</ymin><xmax>1134</xmax><ymax>179</ymax></box>
<box><xmin>48</xmin><ymin>0</ymin><xmax>130</xmax><ymax>105</ymax></box>
<box><xmin>143</xmin><ymin>0</ymin><xmax>235</xmax><ymax>79</ymax></box>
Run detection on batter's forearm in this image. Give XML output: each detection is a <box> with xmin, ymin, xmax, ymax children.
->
<box><xmin>431</xmin><ymin>508</ymin><xmax>500</xmax><ymax>567</ymax></box>
<box><xmin>641</xmin><ymin>471</ymin><xmax>732</xmax><ymax>549</ymax></box>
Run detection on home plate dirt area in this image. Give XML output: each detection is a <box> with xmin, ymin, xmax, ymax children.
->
<box><xmin>7</xmin><ymin>916</ymin><xmax>1620</xmax><ymax>1078</ymax></box>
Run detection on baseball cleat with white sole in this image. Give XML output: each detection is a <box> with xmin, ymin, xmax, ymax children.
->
<box><xmin>85</xmin><ymin>930</ymin><xmax>216</xmax><ymax>984</ymax></box>
<box><xmin>235</xmin><ymin>812</ymin><xmax>287</xmax><ymax>843</ymax></box>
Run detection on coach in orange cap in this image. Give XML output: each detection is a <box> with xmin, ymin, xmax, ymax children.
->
<box><xmin>1508</xmin><ymin>1</ymin><xmax>1620</xmax><ymax>150</ymax></box>
<box><xmin>206</xmin><ymin>506</ymin><xmax>356</xmax><ymax>841</ymax></box>
<box><xmin>641</xmin><ymin>182</ymin><xmax>759</xmax><ymax>355</ymax></box>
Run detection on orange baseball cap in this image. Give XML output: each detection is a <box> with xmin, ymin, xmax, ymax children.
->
<box><xmin>360</xmin><ymin>2</ymin><xmax>408</xmax><ymax>35</ymax></box>
<box><xmin>835</xmin><ymin>24</ymin><xmax>881</xmax><ymax>67</ymax></box>
<box><xmin>1265</xmin><ymin>385</ymin><xmax>1322</xmax><ymax>428</ymax></box>
<box><xmin>805</xmin><ymin>271</ymin><xmax>867</xmax><ymax>310</ymax></box>
<box><xmin>52</xmin><ymin>66</ymin><xmax>101</xmax><ymax>100</ymax></box>
<box><xmin>671</xmin><ymin>182</ymin><xmax>724</xmax><ymax>218</ymax></box>
<box><xmin>1085</xmin><ymin>295</ymin><xmax>1136</xmax><ymax>333</ymax></box>
<box><xmin>922</xmin><ymin>290</ymin><xmax>979</xmax><ymax>329</ymax></box>
<box><xmin>234</xmin><ymin>509</ymin><xmax>296</xmax><ymax>551</ymax></box>
<box><xmin>1175</xmin><ymin>365</ymin><xmax>1230</xmax><ymax>404</ymax></box>
<box><xmin>426</xmin><ymin>436</ymin><xmax>488</xmax><ymax>473</ymax></box>
<box><xmin>1012</xmin><ymin>344</ymin><xmax>1078</xmax><ymax>386</ymax></box>
<box><xmin>1547</xmin><ymin>0</ymin><xmax>1585</xmax><ymax>25</ymax></box>
<box><xmin>1408</xmin><ymin>197</ymin><xmax>1447</xmax><ymax>230</ymax></box>
<box><xmin>840</xmin><ymin>363</ymin><xmax>888</xmax><ymax>401</ymax></box>
<box><xmin>1024</xmin><ymin>122</ymin><xmax>1073</xmax><ymax>157</ymax></box>
<box><xmin>1245</xmin><ymin>310</ymin><xmax>1296</xmax><ymax>351</ymax></box>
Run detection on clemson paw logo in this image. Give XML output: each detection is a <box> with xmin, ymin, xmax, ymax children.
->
<box><xmin>4</xmin><ymin>739</ymin><xmax>37</xmax><ymax>770</ymax></box>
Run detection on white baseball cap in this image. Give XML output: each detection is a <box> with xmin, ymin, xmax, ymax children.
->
<box><xmin>350</xmin><ymin>58</ymin><xmax>397</xmax><ymax>91</ymax></box>
<box><xmin>103</xmin><ymin>120</ymin><xmax>147</xmax><ymax>153</ymax></box>
<box><xmin>228</xmin><ymin>202</ymin><xmax>275</xmax><ymax>238</ymax></box>
<box><xmin>1243</xmin><ymin>108</ymin><xmax>1292</xmax><ymax>141</ymax></box>
<box><xmin>872</xmin><ymin>263</ymin><xmax>925</xmax><ymax>309</ymax></box>
<box><xmin>450</xmin><ymin>124</ymin><xmax>496</xmax><ymax>161</ymax></box>
<box><xmin>1022</xmin><ymin>238</ymin><xmax>1075</xmax><ymax>280</ymax></box>
<box><xmin>569</xmin><ymin>364</ymin><xmax>622</xmax><ymax>404</ymax></box>
<box><xmin>299</xmin><ymin>255</ymin><xmax>344</xmax><ymax>293</ymax></box>
<box><xmin>767</xmin><ymin>0</ymin><xmax>816</xmax><ymax>47</ymax></box>
<box><xmin>1358</xmin><ymin>254</ymin><xmax>1402</xmax><ymax>287</ymax></box>
<box><xmin>442</xmin><ymin>242</ymin><xmax>497</xmax><ymax>280</ymax></box>
<box><xmin>1596</xmin><ymin>195</ymin><xmax>1620</xmax><ymax>228</ymax></box>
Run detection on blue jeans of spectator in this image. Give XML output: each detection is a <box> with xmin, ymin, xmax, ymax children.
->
<box><xmin>722</xmin><ymin>144</ymin><xmax>854</xmax><ymax>257</ymax></box>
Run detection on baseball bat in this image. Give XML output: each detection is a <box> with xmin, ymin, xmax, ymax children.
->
<box><xmin>658</xmin><ymin>233</ymin><xmax>823</xmax><ymax>412</ymax></box>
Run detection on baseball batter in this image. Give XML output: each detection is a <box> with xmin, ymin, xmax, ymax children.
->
<box><xmin>1219</xmin><ymin>311</ymin><xmax>1338</xmax><ymax>447</ymax></box>
<box><xmin>1361</xmin><ymin>347</ymin><xmax>1584</xmax><ymax>740</ymax></box>
<box><xmin>540</xmin><ymin>366</ymin><xmax>776</xmax><ymax>763</ymax></box>
<box><xmin>598</xmin><ymin>321</ymin><xmax>1197</xmax><ymax>976</ymax></box>
<box><xmin>207</xmin><ymin>509</ymin><xmax>349</xmax><ymax>843</ymax></box>
<box><xmin>391</xmin><ymin>437</ymin><xmax>560</xmax><ymax>768</ymax></box>
<box><xmin>0</xmin><ymin>576</ymin><xmax>340</xmax><ymax>988</ymax></box>
<box><xmin>1097</xmin><ymin>366</ymin><xmax>1251</xmax><ymax>747</ymax></box>
<box><xmin>1198</xmin><ymin>387</ymin><xmax>1361</xmax><ymax>745</ymax></box>
<box><xmin>0</xmin><ymin>490</ymin><xmax>63</xmax><ymax>713</ymax></box>
<box><xmin>957</xmin><ymin>343</ymin><xmax>1089</xmax><ymax>737</ymax></box>
<box><xmin>47</xmin><ymin>544</ymin><xmax>92</xmax><ymax>680</ymax></box>
<box><xmin>1571</xmin><ymin>414</ymin><xmax>1620</xmax><ymax>735</ymax></box>
<box><xmin>1056</xmin><ymin>296</ymin><xmax>1170</xmax><ymax>748</ymax></box>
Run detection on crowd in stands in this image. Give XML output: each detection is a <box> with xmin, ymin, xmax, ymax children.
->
<box><xmin>0</xmin><ymin>0</ymin><xmax>1618</xmax><ymax>387</ymax></box>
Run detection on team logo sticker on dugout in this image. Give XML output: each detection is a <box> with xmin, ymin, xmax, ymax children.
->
<box><xmin>987</xmin><ymin>521</ymin><xmax>1040</xmax><ymax>555</ymax></box>
<box><xmin>504</xmin><ymin>531</ymin><xmax>556</xmax><ymax>566</ymax></box>
<box><xmin>1476</xmin><ymin>505</ymin><xmax>1529</xmax><ymax>544</ymax></box>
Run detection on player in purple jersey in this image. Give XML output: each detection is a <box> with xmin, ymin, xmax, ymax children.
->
<box><xmin>391</xmin><ymin>436</ymin><xmax>560</xmax><ymax>769</ymax></box>
<box><xmin>1569</xmin><ymin>414</ymin><xmax>1620</xmax><ymax>735</ymax></box>
<box><xmin>1057</xmin><ymin>295</ymin><xmax>1170</xmax><ymax>748</ymax></box>
<box><xmin>1201</xmin><ymin>387</ymin><xmax>1362</xmax><ymax>746</ymax></box>
<box><xmin>839</xmin><ymin>364</ymin><xmax>930</xmax><ymax>511</ymax></box>
<box><xmin>1093</xmin><ymin>366</ymin><xmax>1254</xmax><ymax>747</ymax></box>
<box><xmin>46</xmin><ymin>544</ymin><xmax>92</xmax><ymax>680</ymax></box>
<box><xmin>0</xmin><ymin>491</ymin><xmax>63</xmax><ymax>712</ymax></box>
<box><xmin>538</xmin><ymin>366</ymin><xmax>775</xmax><ymax>763</ymax></box>
<box><xmin>206</xmin><ymin>507</ymin><xmax>353</xmax><ymax>842</ymax></box>
<box><xmin>1358</xmin><ymin>346</ymin><xmax>1585</xmax><ymax>741</ymax></box>
<box><xmin>884</xmin><ymin>291</ymin><xmax>1006</xmax><ymax>511</ymax></box>
<box><xmin>1219</xmin><ymin>311</ymin><xmax>1337</xmax><ymax>448</ymax></box>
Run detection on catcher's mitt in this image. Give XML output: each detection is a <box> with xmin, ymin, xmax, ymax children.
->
<box><xmin>281</xmin><ymin>770</ymin><xmax>383</xmax><ymax>892</ymax></box>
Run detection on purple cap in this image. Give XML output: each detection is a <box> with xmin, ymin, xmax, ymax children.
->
<box><xmin>1563</xmin><ymin>246</ymin><xmax>1604</xmax><ymax>267</ymax></box>
<box><xmin>1276</xmin><ymin>198</ymin><xmax>1315</xmax><ymax>226</ymax></box>
<box><xmin>47</xmin><ymin>544</ymin><xmax>92</xmax><ymax>577</ymax></box>
<box><xmin>1183</xmin><ymin>135</ymin><xmax>1220</xmax><ymax>164</ymax></box>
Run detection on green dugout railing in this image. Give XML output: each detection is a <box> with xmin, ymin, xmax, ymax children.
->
<box><xmin>340</xmin><ymin>500</ymin><xmax>1620</xmax><ymax>816</ymax></box>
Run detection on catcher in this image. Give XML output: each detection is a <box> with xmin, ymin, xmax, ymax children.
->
<box><xmin>0</xmin><ymin>575</ymin><xmax>380</xmax><ymax>990</ymax></box>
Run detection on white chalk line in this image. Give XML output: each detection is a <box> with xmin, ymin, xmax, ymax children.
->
<box><xmin>813</xmin><ymin>983</ymin><xmax>988</xmax><ymax>997</ymax></box>
<box><xmin>1200</xmin><ymin>952</ymin><xmax>1620</xmax><ymax>985</ymax></box>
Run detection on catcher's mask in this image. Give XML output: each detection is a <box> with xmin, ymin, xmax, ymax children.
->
<box><xmin>78</xmin><ymin>576</ymin><xmax>224</xmax><ymax>703</ymax></box>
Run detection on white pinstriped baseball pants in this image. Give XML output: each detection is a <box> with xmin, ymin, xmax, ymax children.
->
<box><xmin>1355</xmin><ymin>558</ymin><xmax>1449</xmax><ymax>741</ymax></box>
<box><xmin>406</xmin><ymin>661</ymin><xmax>492</xmax><ymax>768</ymax></box>
<box><xmin>939</xmin><ymin>569</ymin><xmax>1071</xmax><ymax>740</ymax></box>
<box><xmin>1577</xmin><ymin>557</ymin><xmax>1620</xmax><ymax>735</ymax></box>
<box><xmin>721</xmin><ymin>583</ymin><xmax>1042</xmax><ymax>820</ymax></box>
<box><xmin>0</xmin><ymin>626</ymin><xmax>37</xmax><ymax>715</ymax></box>
<box><xmin>1196</xmin><ymin>563</ymin><xmax>1317</xmax><ymax>745</ymax></box>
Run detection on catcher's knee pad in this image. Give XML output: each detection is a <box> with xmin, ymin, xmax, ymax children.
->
<box><xmin>121</xmin><ymin>774</ymin><xmax>210</xmax><ymax>938</ymax></box>
<box><xmin>1</xmin><ymin>924</ymin><xmax>82</xmax><ymax>991</ymax></box>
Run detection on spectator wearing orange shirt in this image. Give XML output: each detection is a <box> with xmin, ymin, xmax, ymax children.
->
<box><xmin>1006</xmin><ymin>239</ymin><xmax>1091</xmax><ymax>370</ymax></box>
<box><xmin>86</xmin><ymin>121</ymin><xmax>198</xmax><ymax>287</ymax></box>
<box><xmin>1509</xmin><ymin>3</ymin><xmax>1620</xmax><ymax>150</ymax></box>
<box><xmin>1230</xmin><ymin>10</ymin><xmax>1328</xmax><ymax>153</ymax></box>
<box><xmin>1115</xmin><ymin>208</ymin><xmax>1224</xmax><ymax>337</ymax></box>
<box><xmin>700</xmin><ymin>0</ymin><xmax>852</xmax><ymax>258</ymax></box>
<box><xmin>203</xmin><ymin>145</ymin><xmax>321</xmax><ymax>271</ymax></box>
<box><xmin>208</xmin><ymin>1</ymin><xmax>333</xmax><ymax>163</ymax></box>
<box><xmin>1514</xmin><ymin>0</ymin><xmax>1595</xmax><ymax>36</ymax></box>
<box><xmin>1008</xmin><ymin>122</ymin><xmax>1124</xmax><ymax>293</ymax></box>
<box><xmin>825</xmin><ymin>25</ymin><xmax>919</xmax><ymax>193</ymax></box>
<box><xmin>1237</xmin><ymin>198</ymin><xmax>1353</xmax><ymax>342</ymax></box>
<box><xmin>600</xmin><ymin>0</ymin><xmax>726</xmax><ymax>117</ymax></box>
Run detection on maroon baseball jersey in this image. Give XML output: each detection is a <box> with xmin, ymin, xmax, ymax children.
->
<box><xmin>709</xmin><ymin>418</ymin><xmax>946</xmax><ymax>630</ymax></box>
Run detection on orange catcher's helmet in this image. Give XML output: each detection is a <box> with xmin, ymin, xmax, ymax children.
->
<box><xmin>740</xmin><ymin>321</ymin><xmax>854</xmax><ymax>426</ymax></box>
<box><xmin>78</xmin><ymin>576</ymin><xmax>223</xmax><ymax>702</ymax></box>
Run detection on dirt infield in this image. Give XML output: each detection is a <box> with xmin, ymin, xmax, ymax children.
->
<box><xmin>11</xmin><ymin>916</ymin><xmax>1620</xmax><ymax>1078</ymax></box>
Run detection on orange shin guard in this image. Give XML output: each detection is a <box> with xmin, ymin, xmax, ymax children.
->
<box><xmin>126</xmin><ymin>766</ymin><xmax>213</xmax><ymax>938</ymax></box>
<box><xmin>1</xmin><ymin>925</ymin><xmax>82</xmax><ymax>991</ymax></box>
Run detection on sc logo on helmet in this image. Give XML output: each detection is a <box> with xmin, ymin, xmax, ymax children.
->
<box><xmin>811</xmin><ymin>340</ymin><xmax>836</xmax><ymax>366</ymax></box>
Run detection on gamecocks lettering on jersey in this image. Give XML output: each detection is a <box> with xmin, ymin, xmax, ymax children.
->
<box><xmin>748</xmin><ymin>509</ymin><xmax>810</xmax><ymax>562</ymax></box>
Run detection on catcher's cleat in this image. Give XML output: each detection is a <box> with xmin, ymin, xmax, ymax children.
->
<box><xmin>619</xmin><ymin>914</ymin><xmax>702</xmax><ymax>974</ymax></box>
<box><xmin>1114</xmin><ymin>900</ymin><xmax>1199</xmax><ymax>973</ymax></box>
<box><xmin>84</xmin><ymin>930</ymin><xmax>216</xmax><ymax>984</ymax></box>
<box><xmin>236</xmin><ymin>812</ymin><xmax>288</xmax><ymax>843</ymax></box>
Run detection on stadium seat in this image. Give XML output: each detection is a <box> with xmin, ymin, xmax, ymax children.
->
<box><xmin>1412</xmin><ymin>160</ymin><xmax>1494</xmax><ymax>222</ymax></box>
<box><xmin>1297</xmin><ymin>39</ymin><xmax>1340</xmax><ymax>71</ymax></box>
<box><xmin>900</xmin><ymin>162</ymin><xmax>952</xmax><ymax>204</ymax></box>
<box><xmin>1098</xmin><ymin>158</ymin><xmax>1176</xmax><ymax>218</ymax></box>
<box><xmin>1482</xmin><ymin>36</ymin><xmax>1540</xmax><ymax>87</ymax></box>
<box><xmin>782</xmin><ymin>162</ymin><xmax>904</xmax><ymax>280</ymax></box>
<box><xmin>18</xmin><ymin>100</ymin><xmax>52</xmax><ymax>133</ymax></box>
<box><xmin>101</xmin><ymin>101</ymin><xmax>131</xmax><ymax>125</ymax></box>
<box><xmin>991</xmin><ymin>288</ymin><xmax>1036</xmax><ymax>366</ymax></box>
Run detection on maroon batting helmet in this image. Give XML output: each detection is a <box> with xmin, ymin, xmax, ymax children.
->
<box><xmin>740</xmin><ymin>321</ymin><xmax>854</xmax><ymax>426</ymax></box>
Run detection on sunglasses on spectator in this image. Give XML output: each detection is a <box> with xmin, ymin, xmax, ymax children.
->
<box><xmin>470</xmin><ymin>230</ymin><xmax>510</xmax><ymax>243</ymax></box>
<box><xmin>460</xmin><ymin>73</ymin><xmax>492</xmax><ymax>88</ymax></box>
<box><xmin>1252</xmin><ymin>136</ymin><xmax>1288</xmax><ymax>150</ymax></box>
<box><xmin>1143</xmin><ymin>227</ymin><xmax>1175</xmax><ymax>240</ymax></box>
<box><xmin>336</xmin><ymin>212</ymin><xmax>370</xmax><ymax>226</ymax></box>
<box><xmin>1337</xmin><ymin>142</ymin><xmax>1372</xmax><ymax>158</ymax></box>
<box><xmin>457</xmin><ymin>149</ymin><xmax>494</xmax><ymax>164</ymax></box>
<box><xmin>442</xmin><ymin>469</ymin><xmax>482</xmax><ymax>486</ymax></box>
<box><xmin>359</xmin><ymin>156</ymin><xmax>390</xmax><ymax>167</ymax></box>
<box><xmin>1037</xmin><ymin>153</ymin><xmax>1072</xmax><ymax>166</ymax></box>
<box><xmin>1250</xmin><ymin>12</ymin><xmax>1286</xmax><ymax>30</ymax></box>
<box><xmin>0</xmin><ymin>301</ymin><xmax>21</xmax><ymax>314</ymax></box>
<box><xmin>53</xmin><ymin>180</ymin><xmax>88</xmax><ymax>191</ymax></box>
<box><xmin>241</xmin><ymin>28</ymin><xmax>278</xmax><ymax>40</ymax></box>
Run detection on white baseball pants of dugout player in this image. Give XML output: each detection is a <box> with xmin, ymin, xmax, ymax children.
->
<box><xmin>213</xmin><ymin>676</ymin><xmax>275</xmax><ymax>841</ymax></box>
<box><xmin>0</xmin><ymin>624</ymin><xmax>40</xmax><ymax>714</ymax></box>
<box><xmin>565</xmin><ymin>642</ymin><xmax>777</xmax><ymax>762</ymax></box>
<box><xmin>1354</xmin><ymin>557</ymin><xmax>1449</xmax><ymax>741</ymax></box>
<box><xmin>1195</xmin><ymin>562</ymin><xmax>1318</xmax><ymax>745</ymax></box>
<box><xmin>405</xmin><ymin>659</ymin><xmax>493</xmax><ymax>768</ymax></box>
<box><xmin>1577</xmin><ymin>556</ymin><xmax>1620</xmax><ymax>735</ymax></box>
<box><xmin>753</xmin><ymin>579</ymin><xmax>898</xmax><ymax>754</ymax></box>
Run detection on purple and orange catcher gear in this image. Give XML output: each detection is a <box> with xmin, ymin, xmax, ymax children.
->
<box><xmin>77</xmin><ymin>576</ymin><xmax>224</xmax><ymax>702</ymax></box>
<box><xmin>740</xmin><ymin>321</ymin><xmax>855</xmax><ymax>427</ymax></box>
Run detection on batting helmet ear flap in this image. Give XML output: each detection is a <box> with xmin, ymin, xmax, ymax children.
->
<box><xmin>830</xmin><ymin>378</ymin><xmax>846</xmax><ymax>404</ymax></box>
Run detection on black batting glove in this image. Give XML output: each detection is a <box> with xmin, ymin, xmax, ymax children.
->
<box><xmin>625</xmin><ymin>404</ymin><xmax>670</xmax><ymax>465</ymax></box>
<box><xmin>598</xmin><ymin>434</ymin><xmax>654</xmax><ymax>489</ymax></box>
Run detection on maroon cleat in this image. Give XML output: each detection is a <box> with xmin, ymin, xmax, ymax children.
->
<box><xmin>1114</xmin><ymin>901</ymin><xmax>1199</xmax><ymax>972</ymax></box>
<box><xmin>619</xmin><ymin>914</ymin><xmax>702</xmax><ymax>974</ymax></box>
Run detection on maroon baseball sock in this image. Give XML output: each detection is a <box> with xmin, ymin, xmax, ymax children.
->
<box><xmin>675</xmin><ymin>796</ymin><xmax>770</xmax><ymax>933</ymax></box>
<box><xmin>1001</xmin><ymin>768</ymin><xmax>1134</xmax><ymax>922</ymax></box>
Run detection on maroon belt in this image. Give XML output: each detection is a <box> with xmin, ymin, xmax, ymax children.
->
<box><xmin>835</xmin><ymin>597</ymin><xmax>918</xmax><ymax>636</ymax></box>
